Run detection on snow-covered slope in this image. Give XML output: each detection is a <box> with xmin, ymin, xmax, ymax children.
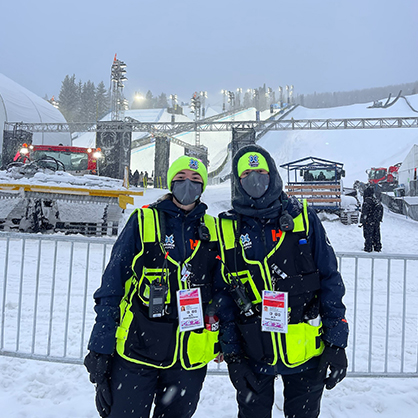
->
<box><xmin>128</xmin><ymin>107</ymin><xmax>259</xmax><ymax>175</ymax></box>
<box><xmin>83</xmin><ymin>96</ymin><xmax>418</xmax><ymax>185</ymax></box>
<box><xmin>260</xmin><ymin>97</ymin><xmax>418</xmax><ymax>187</ymax></box>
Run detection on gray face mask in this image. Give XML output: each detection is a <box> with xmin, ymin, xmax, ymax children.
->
<box><xmin>172</xmin><ymin>179</ymin><xmax>203</xmax><ymax>205</ymax></box>
<box><xmin>240</xmin><ymin>171</ymin><xmax>270</xmax><ymax>198</ymax></box>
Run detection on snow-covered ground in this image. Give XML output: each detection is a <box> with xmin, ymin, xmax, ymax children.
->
<box><xmin>1</xmin><ymin>184</ymin><xmax>418</xmax><ymax>418</ymax></box>
<box><xmin>1</xmin><ymin>96</ymin><xmax>418</xmax><ymax>417</ymax></box>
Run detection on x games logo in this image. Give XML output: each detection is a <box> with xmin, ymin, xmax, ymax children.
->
<box><xmin>240</xmin><ymin>233</ymin><xmax>252</xmax><ymax>250</ymax></box>
<box><xmin>248</xmin><ymin>155</ymin><xmax>259</xmax><ymax>168</ymax></box>
<box><xmin>164</xmin><ymin>234</ymin><xmax>175</xmax><ymax>250</ymax></box>
<box><xmin>189</xmin><ymin>159</ymin><xmax>199</xmax><ymax>170</ymax></box>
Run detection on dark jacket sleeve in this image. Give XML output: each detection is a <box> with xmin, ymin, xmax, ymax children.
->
<box><xmin>88</xmin><ymin>211</ymin><xmax>142</xmax><ymax>354</ymax></box>
<box><xmin>211</xmin><ymin>256</ymin><xmax>243</xmax><ymax>361</ymax></box>
<box><xmin>308</xmin><ymin>208</ymin><xmax>349</xmax><ymax>348</ymax></box>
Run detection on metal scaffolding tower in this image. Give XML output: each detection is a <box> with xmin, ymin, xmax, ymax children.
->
<box><xmin>110</xmin><ymin>55</ymin><xmax>127</xmax><ymax>121</ymax></box>
<box><xmin>190</xmin><ymin>92</ymin><xmax>201</xmax><ymax>146</ymax></box>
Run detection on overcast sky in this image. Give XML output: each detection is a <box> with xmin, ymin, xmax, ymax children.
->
<box><xmin>1</xmin><ymin>0</ymin><xmax>417</xmax><ymax>106</ymax></box>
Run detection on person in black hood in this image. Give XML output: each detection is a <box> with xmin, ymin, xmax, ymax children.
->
<box><xmin>218</xmin><ymin>144</ymin><xmax>349</xmax><ymax>418</ymax></box>
<box><xmin>84</xmin><ymin>156</ymin><xmax>224</xmax><ymax>418</ymax></box>
<box><xmin>360</xmin><ymin>185</ymin><xmax>383</xmax><ymax>252</ymax></box>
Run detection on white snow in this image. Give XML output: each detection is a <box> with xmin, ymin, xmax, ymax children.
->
<box><xmin>1</xmin><ymin>97</ymin><xmax>418</xmax><ymax>417</ymax></box>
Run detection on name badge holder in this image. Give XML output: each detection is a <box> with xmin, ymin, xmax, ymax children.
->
<box><xmin>177</xmin><ymin>288</ymin><xmax>204</xmax><ymax>332</ymax></box>
<box><xmin>261</xmin><ymin>290</ymin><xmax>288</xmax><ymax>333</ymax></box>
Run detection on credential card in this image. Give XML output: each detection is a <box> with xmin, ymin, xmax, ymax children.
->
<box><xmin>177</xmin><ymin>288</ymin><xmax>204</xmax><ymax>332</ymax></box>
<box><xmin>261</xmin><ymin>290</ymin><xmax>288</xmax><ymax>333</ymax></box>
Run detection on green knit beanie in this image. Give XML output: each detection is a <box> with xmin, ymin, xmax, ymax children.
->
<box><xmin>167</xmin><ymin>155</ymin><xmax>208</xmax><ymax>191</ymax></box>
<box><xmin>237</xmin><ymin>152</ymin><xmax>269</xmax><ymax>177</ymax></box>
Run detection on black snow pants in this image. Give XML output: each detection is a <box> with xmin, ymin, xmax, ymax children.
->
<box><xmin>108</xmin><ymin>354</ymin><xmax>207</xmax><ymax>418</ymax></box>
<box><xmin>363</xmin><ymin>222</ymin><xmax>382</xmax><ymax>252</ymax></box>
<box><xmin>236</xmin><ymin>366</ymin><xmax>326</xmax><ymax>418</ymax></box>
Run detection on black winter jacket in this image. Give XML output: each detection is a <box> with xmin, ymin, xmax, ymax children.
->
<box><xmin>360</xmin><ymin>196</ymin><xmax>383</xmax><ymax>225</ymax></box>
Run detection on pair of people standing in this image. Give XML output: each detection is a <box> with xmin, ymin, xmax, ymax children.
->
<box><xmin>85</xmin><ymin>145</ymin><xmax>349</xmax><ymax>418</ymax></box>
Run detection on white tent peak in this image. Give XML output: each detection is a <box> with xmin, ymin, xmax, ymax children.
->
<box><xmin>0</xmin><ymin>73</ymin><xmax>70</xmax><ymax>153</ymax></box>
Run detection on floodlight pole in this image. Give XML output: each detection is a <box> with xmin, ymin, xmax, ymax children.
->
<box><xmin>111</xmin><ymin>55</ymin><xmax>127</xmax><ymax>121</ymax></box>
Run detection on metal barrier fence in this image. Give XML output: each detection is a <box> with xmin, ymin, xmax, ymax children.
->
<box><xmin>1</xmin><ymin>232</ymin><xmax>418</xmax><ymax>377</ymax></box>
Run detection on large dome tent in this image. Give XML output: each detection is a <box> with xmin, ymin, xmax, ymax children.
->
<box><xmin>0</xmin><ymin>73</ymin><xmax>70</xmax><ymax>164</ymax></box>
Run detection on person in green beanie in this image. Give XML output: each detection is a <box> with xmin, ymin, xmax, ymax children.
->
<box><xmin>218</xmin><ymin>145</ymin><xmax>349</xmax><ymax>418</ymax></box>
<box><xmin>84</xmin><ymin>155</ymin><xmax>223</xmax><ymax>418</ymax></box>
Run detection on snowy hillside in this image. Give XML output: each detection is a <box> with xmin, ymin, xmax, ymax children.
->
<box><xmin>82</xmin><ymin>95</ymin><xmax>418</xmax><ymax>185</ymax></box>
<box><xmin>265</xmin><ymin>96</ymin><xmax>418</xmax><ymax>186</ymax></box>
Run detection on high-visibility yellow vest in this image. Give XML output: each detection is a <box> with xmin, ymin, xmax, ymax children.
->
<box><xmin>217</xmin><ymin>200</ymin><xmax>324</xmax><ymax>368</ymax></box>
<box><xmin>116</xmin><ymin>208</ymin><xmax>220</xmax><ymax>370</ymax></box>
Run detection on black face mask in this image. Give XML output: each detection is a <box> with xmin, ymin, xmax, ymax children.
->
<box><xmin>172</xmin><ymin>179</ymin><xmax>203</xmax><ymax>205</ymax></box>
<box><xmin>240</xmin><ymin>171</ymin><xmax>270</xmax><ymax>198</ymax></box>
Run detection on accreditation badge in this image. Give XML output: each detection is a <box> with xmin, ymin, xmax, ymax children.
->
<box><xmin>261</xmin><ymin>290</ymin><xmax>288</xmax><ymax>333</ymax></box>
<box><xmin>177</xmin><ymin>288</ymin><xmax>204</xmax><ymax>332</ymax></box>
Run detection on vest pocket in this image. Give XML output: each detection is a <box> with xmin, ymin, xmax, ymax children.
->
<box><xmin>183</xmin><ymin>329</ymin><xmax>220</xmax><ymax>368</ymax></box>
<box><xmin>236</xmin><ymin>316</ymin><xmax>275</xmax><ymax>364</ymax></box>
<box><xmin>280</xmin><ymin>322</ymin><xmax>324</xmax><ymax>367</ymax></box>
<box><xmin>138</xmin><ymin>268</ymin><xmax>171</xmax><ymax>305</ymax></box>
<box><xmin>120</xmin><ymin>307</ymin><xmax>176</xmax><ymax>364</ymax></box>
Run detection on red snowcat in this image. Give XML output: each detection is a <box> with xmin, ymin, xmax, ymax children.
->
<box><xmin>13</xmin><ymin>143</ymin><xmax>102</xmax><ymax>175</ymax></box>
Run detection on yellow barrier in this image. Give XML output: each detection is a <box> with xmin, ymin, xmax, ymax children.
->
<box><xmin>0</xmin><ymin>183</ymin><xmax>144</xmax><ymax>210</ymax></box>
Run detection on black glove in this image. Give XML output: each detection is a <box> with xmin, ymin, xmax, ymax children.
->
<box><xmin>227</xmin><ymin>358</ymin><xmax>260</xmax><ymax>394</ymax></box>
<box><xmin>318</xmin><ymin>344</ymin><xmax>348</xmax><ymax>390</ymax></box>
<box><xmin>84</xmin><ymin>351</ymin><xmax>113</xmax><ymax>417</ymax></box>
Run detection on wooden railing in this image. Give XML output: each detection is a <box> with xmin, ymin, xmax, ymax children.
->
<box><xmin>285</xmin><ymin>183</ymin><xmax>341</xmax><ymax>205</ymax></box>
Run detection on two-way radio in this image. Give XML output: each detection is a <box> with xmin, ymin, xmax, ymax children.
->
<box><xmin>216</xmin><ymin>255</ymin><xmax>254</xmax><ymax>316</ymax></box>
<box><xmin>149</xmin><ymin>251</ymin><xmax>169</xmax><ymax>318</ymax></box>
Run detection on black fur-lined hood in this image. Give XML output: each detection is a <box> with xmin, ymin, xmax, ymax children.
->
<box><xmin>229</xmin><ymin>144</ymin><xmax>285</xmax><ymax>219</ymax></box>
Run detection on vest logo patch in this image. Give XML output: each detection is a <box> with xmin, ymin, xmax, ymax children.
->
<box><xmin>248</xmin><ymin>154</ymin><xmax>259</xmax><ymax>168</ymax></box>
<box><xmin>271</xmin><ymin>229</ymin><xmax>282</xmax><ymax>242</ymax></box>
<box><xmin>164</xmin><ymin>234</ymin><xmax>175</xmax><ymax>250</ymax></box>
<box><xmin>190</xmin><ymin>239</ymin><xmax>199</xmax><ymax>250</ymax></box>
<box><xmin>240</xmin><ymin>233</ymin><xmax>252</xmax><ymax>250</ymax></box>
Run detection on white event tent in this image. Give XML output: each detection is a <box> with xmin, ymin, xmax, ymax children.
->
<box><xmin>0</xmin><ymin>73</ymin><xmax>70</xmax><ymax>159</ymax></box>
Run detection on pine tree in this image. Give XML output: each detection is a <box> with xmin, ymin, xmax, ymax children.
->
<box><xmin>58</xmin><ymin>74</ymin><xmax>78</xmax><ymax>122</ymax></box>
<box><xmin>146</xmin><ymin>90</ymin><xmax>154</xmax><ymax>108</ymax></box>
<box><xmin>156</xmin><ymin>92</ymin><xmax>168</xmax><ymax>108</ymax></box>
<box><xmin>75</xmin><ymin>80</ymin><xmax>83</xmax><ymax>121</ymax></box>
<box><xmin>96</xmin><ymin>81</ymin><xmax>110</xmax><ymax>119</ymax></box>
<box><xmin>80</xmin><ymin>81</ymin><xmax>96</xmax><ymax>123</ymax></box>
